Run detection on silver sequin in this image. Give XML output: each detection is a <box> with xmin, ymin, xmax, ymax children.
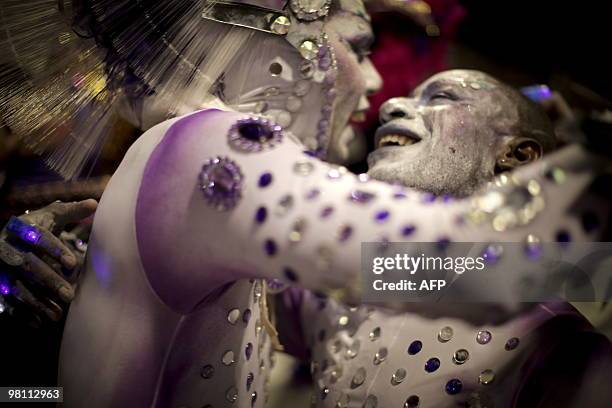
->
<box><xmin>391</xmin><ymin>368</ymin><xmax>407</xmax><ymax>385</ymax></box>
<box><xmin>345</xmin><ymin>340</ymin><xmax>360</xmax><ymax>359</ymax></box>
<box><xmin>438</xmin><ymin>326</ymin><xmax>454</xmax><ymax>342</ymax></box>
<box><xmin>227</xmin><ymin>308</ymin><xmax>240</xmax><ymax>324</ymax></box>
<box><xmin>479</xmin><ymin>369</ymin><xmax>495</xmax><ymax>385</ymax></box>
<box><xmin>373</xmin><ymin>347</ymin><xmax>388</xmax><ymax>365</ymax></box>
<box><xmin>476</xmin><ymin>330</ymin><xmax>492</xmax><ymax>345</ymax></box>
<box><xmin>453</xmin><ymin>349</ymin><xmax>470</xmax><ymax>365</ymax></box>
<box><xmin>351</xmin><ymin>367</ymin><xmax>366</xmax><ymax>388</ymax></box>
<box><xmin>369</xmin><ymin>327</ymin><xmax>381</xmax><ymax>341</ymax></box>
<box><xmin>222</xmin><ymin>350</ymin><xmax>235</xmax><ymax>366</ymax></box>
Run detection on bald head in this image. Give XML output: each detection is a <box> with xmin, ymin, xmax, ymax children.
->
<box><xmin>368</xmin><ymin>69</ymin><xmax>556</xmax><ymax>197</ymax></box>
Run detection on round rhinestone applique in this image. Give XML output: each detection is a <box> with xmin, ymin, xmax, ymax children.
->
<box><xmin>228</xmin><ymin>117</ymin><xmax>283</xmax><ymax>152</ymax></box>
<box><xmin>270</xmin><ymin>15</ymin><xmax>291</xmax><ymax>34</ymax></box>
<box><xmin>199</xmin><ymin>157</ymin><xmax>243</xmax><ymax>211</ymax></box>
<box><xmin>290</xmin><ymin>0</ymin><xmax>332</xmax><ymax>21</ymax></box>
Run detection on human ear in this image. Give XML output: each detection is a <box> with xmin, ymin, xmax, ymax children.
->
<box><xmin>494</xmin><ymin>136</ymin><xmax>543</xmax><ymax>173</ymax></box>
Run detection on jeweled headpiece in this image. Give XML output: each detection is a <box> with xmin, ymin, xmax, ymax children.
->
<box><xmin>0</xmin><ymin>0</ymin><xmax>357</xmax><ymax>178</ymax></box>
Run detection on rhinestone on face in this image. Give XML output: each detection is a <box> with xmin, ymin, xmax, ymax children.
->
<box><xmin>228</xmin><ymin>117</ymin><xmax>283</xmax><ymax>152</ymax></box>
<box><xmin>391</xmin><ymin>368</ymin><xmax>407</xmax><ymax>385</ymax></box>
<box><xmin>453</xmin><ymin>349</ymin><xmax>470</xmax><ymax>365</ymax></box>
<box><xmin>505</xmin><ymin>337</ymin><xmax>520</xmax><ymax>351</ymax></box>
<box><xmin>476</xmin><ymin>330</ymin><xmax>492</xmax><ymax>345</ymax></box>
<box><xmin>445</xmin><ymin>379</ymin><xmax>463</xmax><ymax>395</ymax></box>
<box><xmin>226</xmin><ymin>386</ymin><xmax>238</xmax><ymax>402</ymax></box>
<box><xmin>438</xmin><ymin>326</ymin><xmax>454</xmax><ymax>342</ymax></box>
<box><xmin>251</xmin><ymin>391</ymin><xmax>257</xmax><ymax>407</ymax></box>
<box><xmin>369</xmin><ymin>327</ymin><xmax>381</xmax><ymax>341</ymax></box>
<box><xmin>321</xmin><ymin>386</ymin><xmax>330</xmax><ymax>400</ymax></box>
<box><xmin>404</xmin><ymin>395</ymin><xmax>420</xmax><ymax>408</ymax></box>
<box><xmin>373</xmin><ymin>347</ymin><xmax>388</xmax><ymax>365</ymax></box>
<box><xmin>363</xmin><ymin>394</ymin><xmax>378</xmax><ymax>408</ymax></box>
<box><xmin>270</xmin><ymin>15</ymin><xmax>291</xmax><ymax>34</ymax></box>
<box><xmin>227</xmin><ymin>309</ymin><xmax>240</xmax><ymax>324</ymax></box>
<box><xmin>199</xmin><ymin>157</ymin><xmax>244</xmax><ymax>211</ymax></box>
<box><xmin>294</xmin><ymin>80</ymin><xmax>312</xmax><ymax>96</ymax></box>
<box><xmin>300</xmin><ymin>60</ymin><xmax>314</xmax><ymax>79</ymax></box>
<box><xmin>351</xmin><ymin>367</ymin><xmax>367</xmax><ymax>388</ymax></box>
<box><xmin>479</xmin><ymin>369</ymin><xmax>495</xmax><ymax>385</ymax></box>
<box><xmin>222</xmin><ymin>350</ymin><xmax>235</xmax><ymax>366</ymax></box>
<box><xmin>424</xmin><ymin>357</ymin><xmax>440</xmax><ymax>373</ymax></box>
<box><xmin>299</xmin><ymin>40</ymin><xmax>319</xmax><ymax>60</ymax></box>
<box><xmin>200</xmin><ymin>364</ymin><xmax>215</xmax><ymax>379</ymax></box>
<box><xmin>408</xmin><ymin>340</ymin><xmax>422</xmax><ymax>355</ymax></box>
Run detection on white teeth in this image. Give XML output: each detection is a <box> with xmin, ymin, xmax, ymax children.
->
<box><xmin>378</xmin><ymin>134</ymin><xmax>417</xmax><ymax>148</ymax></box>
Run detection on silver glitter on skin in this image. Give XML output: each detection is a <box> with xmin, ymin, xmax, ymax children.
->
<box><xmin>368</xmin><ymin>70</ymin><xmax>556</xmax><ymax>197</ymax></box>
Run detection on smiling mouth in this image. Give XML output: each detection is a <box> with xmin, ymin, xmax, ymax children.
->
<box><xmin>377</xmin><ymin>133</ymin><xmax>421</xmax><ymax>148</ymax></box>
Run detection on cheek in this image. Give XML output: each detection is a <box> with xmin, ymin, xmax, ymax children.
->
<box><xmin>328</xmin><ymin>34</ymin><xmax>366</xmax><ymax>108</ymax></box>
<box><xmin>427</xmin><ymin>106</ymin><xmax>486</xmax><ymax>148</ymax></box>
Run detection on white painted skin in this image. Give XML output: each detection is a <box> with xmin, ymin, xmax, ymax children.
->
<box><xmin>368</xmin><ymin>70</ymin><xmax>555</xmax><ymax>197</ymax></box>
<box><xmin>58</xmin><ymin>105</ymin><xmax>604</xmax><ymax>407</ymax></box>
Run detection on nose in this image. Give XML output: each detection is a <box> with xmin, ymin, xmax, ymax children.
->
<box><xmin>379</xmin><ymin>97</ymin><xmax>415</xmax><ymax>124</ymax></box>
<box><xmin>361</xmin><ymin>57</ymin><xmax>383</xmax><ymax>96</ymax></box>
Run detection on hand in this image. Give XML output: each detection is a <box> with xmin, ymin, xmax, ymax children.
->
<box><xmin>0</xmin><ymin>199</ymin><xmax>98</xmax><ymax>326</ymax></box>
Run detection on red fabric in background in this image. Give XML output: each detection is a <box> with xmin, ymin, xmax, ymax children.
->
<box><xmin>364</xmin><ymin>0</ymin><xmax>466</xmax><ymax>130</ymax></box>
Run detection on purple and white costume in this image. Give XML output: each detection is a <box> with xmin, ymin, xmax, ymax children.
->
<box><xmin>59</xmin><ymin>108</ymin><xmax>607</xmax><ymax>407</ymax></box>
<box><xmin>0</xmin><ymin>1</ymin><xmax>608</xmax><ymax>407</ymax></box>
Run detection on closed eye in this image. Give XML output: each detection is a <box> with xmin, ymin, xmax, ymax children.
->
<box><xmin>429</xmin><ymin>91</ymin><xmax>456</xmax><ymax>101</ymax></box>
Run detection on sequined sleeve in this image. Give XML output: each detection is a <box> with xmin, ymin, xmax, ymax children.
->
<box><xmin>134</xmin><ymin>109</ymin><xmax>606</xmax><ymax>311</ymax></box>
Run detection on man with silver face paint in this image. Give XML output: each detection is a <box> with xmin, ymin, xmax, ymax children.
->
<box><xmin>283</xmin><ymin>70</ymin><xmax>611</xmax><ymax>408</ymax></box>
<box><xmin>369</xmin><ymin>69</ymin><xmax>556</xmax><ymax>197</ymax></box>
<box><xmin>0</xmin><ymin>1</ymin><xmax>609</xmax><ymax>407</ymax></box>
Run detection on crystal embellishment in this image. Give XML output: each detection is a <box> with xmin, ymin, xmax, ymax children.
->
<box><xmin>270</xmin><ymin>15</ymin><xmax>291</xmax><ymax>35</ymax></box>
<box><xmin>290</xmin><ymin>0</ymin><xmax>332</xmax><ymax>21</ymax></box>
<box><xmin>299</xmin><ymin>40</ymin><xmax>319</xmax><ymax>60</ymax></box>
<box><xmin>199</xmin><ymin>157</ymin><xmax>243</xmax><ymax>211</ymax></box>
<box><xmin>229</xmin><ymin>117</ymin><xmax>283</xmax><ymax>152</ymax></box>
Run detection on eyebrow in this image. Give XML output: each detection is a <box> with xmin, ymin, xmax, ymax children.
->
<box><xmin>415</xmin><ymin>79</ymin><xmax>462</xmax><ymax>98</ymax></box>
